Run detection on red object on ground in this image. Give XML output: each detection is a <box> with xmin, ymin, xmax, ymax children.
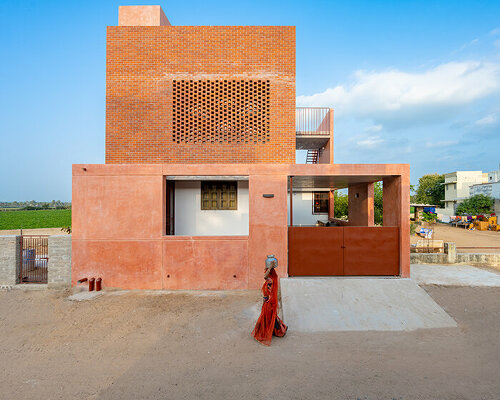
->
<box><xmin>95</xmin><ymin>278</ymin><xmax>102</xmax><ymax>292</ymax></box>
<box><xmin>89</xmin><ymin>278</ymin><xmax>95</xmax><ymax>292</ymax></box>
<box><xmin>252</xmin><ymin>268</ymin><xmax>287</xmax><ymax>346</ymax></box>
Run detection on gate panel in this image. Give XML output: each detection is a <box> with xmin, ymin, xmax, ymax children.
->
<box><xmin>343</xmin><ymin>227</ymin><xmax>399</xmax><ymax>276</ymax></box>
<box><xmin>19</xmin><ymin>236</ymin><xmax>48</xmax><ymax>283</ymax></box>
<box><xmin>288</xmin><ymin>227</ymin><xmax>343</xmax><ymax>276</ymax></box>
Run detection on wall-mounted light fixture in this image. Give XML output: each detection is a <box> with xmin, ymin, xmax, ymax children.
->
<box><xmin>263</xmin><ymin>194</ymin><xmax>274</xmax><ymax>198</ymax></box>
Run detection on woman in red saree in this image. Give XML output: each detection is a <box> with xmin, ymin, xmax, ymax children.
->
<box><xmin>252</xmin><ymin>255</ymin><xmax>288</xmax><ymax>346</ymax></box>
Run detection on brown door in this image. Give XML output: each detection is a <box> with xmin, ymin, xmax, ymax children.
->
<box><xmin>288</xmin><ymin>227</ymin><xmax>344</xmax><ymax>276</ymax></box>
<box><xmin>343</xmin><ymin>227</ymin><xmax>399</xmax><ymax>276</ymax></box>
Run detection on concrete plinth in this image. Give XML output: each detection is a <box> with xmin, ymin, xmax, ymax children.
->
<box><xmin>280</xmin><ymin>277</ymin><xmax>456</xmax><ymax>332</ymax></box>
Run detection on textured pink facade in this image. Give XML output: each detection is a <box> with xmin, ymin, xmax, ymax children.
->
<box><xmin>72</xmin><ymin>164</ymin><xmax>410</xmax><ymax>289</ymax></box>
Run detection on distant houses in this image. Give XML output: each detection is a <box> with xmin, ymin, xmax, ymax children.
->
<box><xmin>440</xmin><ymin>165</ymin><xmax>500</xmax><ymax>215</ymax></box>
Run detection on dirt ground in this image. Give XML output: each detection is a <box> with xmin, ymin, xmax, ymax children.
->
<box><xmin>1</xmin><ymin>287</ymin><xmax>499</xmax><ymax>400</ymax></box>
<box><xmin>411</xmin><ymin>223</ymin><xmax>500</xmax><ymax>253</ymax></box>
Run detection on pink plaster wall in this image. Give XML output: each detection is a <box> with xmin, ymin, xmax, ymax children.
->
<box><xmin>328</xmin><ymin>190</ymin><xmax>335</xmax><ymax>219</ymax></box>
<box><xmin>318</xmin><ymin>109</ymin><xmax>334</xmax><ymax>164</ymax></box>
<box><xmin>72</xmin><ymin>240</ymin><xmax>163</xmax><ymax>290</ymax></box>
<box><xmin>72</xmin><ymin>172</ymin><xmax>163</xmax><ymax>240</ymax></box>
<box><xmin>72</xmin><ymin>163</ymin><xmax>409</xmax><ymax>288</ymax></box>
<box><xmin>348</xmin><ymin>182</ymin><xmax>375</xmax><ymax>227</ymax></box>
<box><xmin>162</xmin><ymin>237</ymin><xmax>248</xmax><ymax>290</ymax></box>
<box><xmin>248</xmin><ymin>175</ymin><xmax>288</xmax><ymax>289</ymax></box>
<box><xmin>383</xmin><ymin>173</ymin><xmax>410</xmax><ymax>278</ymax></box>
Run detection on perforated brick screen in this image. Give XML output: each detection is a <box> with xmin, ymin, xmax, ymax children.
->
<box><xmin>173</xmin><ymin>80</ymin><xmax>270</xmax><ymax>144</ymax></box>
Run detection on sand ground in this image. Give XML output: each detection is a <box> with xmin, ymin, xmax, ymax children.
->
<box><xmin>0</xmin><ymin>286</ymin><xmax>499</xmax><ymax>400</ymax></box>
<box><xmin>411</xmin><ymin>223</ymin><xmax>500</xmax><ymax>252</ymax></box>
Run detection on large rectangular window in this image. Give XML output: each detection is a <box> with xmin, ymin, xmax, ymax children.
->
<box><xmin>201</xmin><ymin>181</ymin><xmax>237</xmax><ymax>210</ymax></box>
<box><xmin>313</xmin><ymin>192</ymin><xmax>329</xmax><ymax>214</ymax></box>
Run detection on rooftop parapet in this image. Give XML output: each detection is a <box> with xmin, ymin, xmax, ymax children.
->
<box><xmin>118</xmin><ymin>5</ymin><xmax>171</xmax><ymax>26</ymax></box>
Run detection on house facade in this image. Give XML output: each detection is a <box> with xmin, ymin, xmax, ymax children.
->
<box><xmin>442</xmin><ymin>171</ymin><xmax>488</xmax><ymax>215</ymax></box>
<box><xmin>71</xmin><ymin>6</ymin><xmax>410</xmax><ymax>290</ymax></box>
<box><xmin>469</xmin><ymin>164</ymin><xmax>500</xmax><ymax>215</ymax></box>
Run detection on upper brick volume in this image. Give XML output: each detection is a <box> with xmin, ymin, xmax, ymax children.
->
<box><xmin>106</xmin><ymin>14</ymin><xmax>296</xmax><ymax>164</ymax></box>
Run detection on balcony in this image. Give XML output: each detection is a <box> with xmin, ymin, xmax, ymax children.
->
<box><xmin>296</xmin><ymin>107</ymin><xmax>332</xmax><ymax>150</ymax></box>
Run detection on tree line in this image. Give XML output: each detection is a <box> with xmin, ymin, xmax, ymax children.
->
<box><xmin>0</xmin><ymin>200</ymin><xmax>71</xmax><ymax>210</ymax></box>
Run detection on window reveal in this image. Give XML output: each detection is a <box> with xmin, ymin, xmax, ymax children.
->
<box><xmin>201</xmin><ymin>181</ymin><xmax>238</xmax><ymax>210</ymax></box>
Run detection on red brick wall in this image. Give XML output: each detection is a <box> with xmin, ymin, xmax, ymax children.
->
<box><xmin>106</xmin><ymin>26</ymin><xmax>296</xmax><ymax>164</ymax></box>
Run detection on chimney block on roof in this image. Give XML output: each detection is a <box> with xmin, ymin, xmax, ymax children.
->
<box><xmin>118</xmin><ymin>5</ymin><xmax>171</xmax><ymax>26</ymax></box>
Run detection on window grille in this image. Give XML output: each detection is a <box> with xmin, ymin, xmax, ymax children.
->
<box><xmin>201</xmin><ymin>181</ymin><xmax>237</xmax><ymax>210</ymax></box>
<box><xmin>313</xmin><ymin>192</ymin><xmax>329</xmax><ymax>214</ymax></box>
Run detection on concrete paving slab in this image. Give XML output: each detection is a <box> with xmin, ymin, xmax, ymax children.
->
<box><xmin>280</xmin><ymin>277</ymin><xmax>457</xmax><ymax>332</ymax></box>
<box><xmin>411</xmin><ymin>264</ymin><xmax>500</xmax><ymax>287</ymax></box>
<box><xmin>68</xmin><ymin>291</ymin><xmax>104</xmax><ymax>301</ymax></box>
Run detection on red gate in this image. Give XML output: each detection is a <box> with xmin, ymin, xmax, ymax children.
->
<box><xmin>19</xmin><ymin>235</ymin><xmax>49</xmax><ymax>283</ymax></box>
<box><xmin>288</xmin><ymin>226</ymin><xmax>399</xmax><ymax>276</ymax></box>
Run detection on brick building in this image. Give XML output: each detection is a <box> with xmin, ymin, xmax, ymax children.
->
<box><xmin>71</xmin><ymin>6</ymin><xmax>410</xmax><ymax>290</ymax></box>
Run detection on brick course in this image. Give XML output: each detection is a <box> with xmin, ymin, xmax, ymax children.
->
<box><xmin>105</xmin><ymin>26</ymin><xmax>296</xmax><ymax>164</ymax></box>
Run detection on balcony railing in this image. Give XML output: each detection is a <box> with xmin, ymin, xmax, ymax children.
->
<box><xmin>296</xmin><ymin>107</ymin><xmax>331</xmax><ymax>136</ymax></box>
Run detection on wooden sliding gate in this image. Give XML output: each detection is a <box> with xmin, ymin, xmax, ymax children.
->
<box><xmin>288</xmin><ymin>226</ymin><xmax>399</xmax><ymax>276</ymax></box>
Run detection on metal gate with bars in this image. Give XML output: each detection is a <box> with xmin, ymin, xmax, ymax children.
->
<box><xmin>19</xmin><ymin>235</ymin><xmax>48</xmax><ymax>283</ymax></box>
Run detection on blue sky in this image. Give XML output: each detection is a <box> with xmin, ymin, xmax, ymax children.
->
<box><xmin>1</xmin><ymin>0</ymin><xmax>500</xmax><ymax>201</ymax></box>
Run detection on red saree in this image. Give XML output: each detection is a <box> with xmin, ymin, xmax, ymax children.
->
<box><xmin>252</xmin><ymin>268</ymin><xmax>288</xmax><ymax>346</ymax></box>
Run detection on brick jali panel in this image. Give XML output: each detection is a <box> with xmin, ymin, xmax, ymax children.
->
<box><xmin>105</xmin><ymin>26</ymin><xmax>295</xmax><ymax>164</ymax></box>
<box><xmin>173</xmin><ymin>80</ymin><xmax>270</xmax><ymax>144</ymax></box>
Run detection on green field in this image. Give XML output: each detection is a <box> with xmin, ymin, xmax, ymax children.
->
<box><xmin>0</xmin><ymin>209</ymin><xmax>71</xmax><ymax>230</ymax></box>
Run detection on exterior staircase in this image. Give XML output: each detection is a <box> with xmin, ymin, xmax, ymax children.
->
<box><xmin>306</xmin><ymin>149</ymin><xmax>320</xmax><ymax>164</ymax></box>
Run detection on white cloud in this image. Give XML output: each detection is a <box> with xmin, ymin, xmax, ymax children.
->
<box><xmin>356</xmin><ymin>135</ymin><xmax>384</xmax><ymax>148</ymax></box>
<box><xmin>364</xmin><ymin>124</ymin><xmax>382</xmax><ymax>132</ymax></box>
<box><xmin>475</xmin><ymin>114</ymin><xmax>498</xmax><ymax>126</ymax></box>
<box><xmin>297</xmin><ymin>61</ymin><xmax>500</xmax><ymax>127</ymax></box>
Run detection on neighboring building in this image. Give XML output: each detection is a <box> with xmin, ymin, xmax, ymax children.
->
<box><xmin>442</xmin><ymin>171</ymin><xmax>488</xmax><ymax>215</ymax></box>
<box><xmin>71</xmin><ymin>6</ymin><xmax>410</xmax><ymax>290</ymax></box>
<box><xmin>487</xmin><ymin>165</ymin><xmax>500</xmax><ymax>183</ymax></box>
<box><xmin>469</xmin><ymin>164</ymin><xmax>500</xmax><ymax>215</ymax></box>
